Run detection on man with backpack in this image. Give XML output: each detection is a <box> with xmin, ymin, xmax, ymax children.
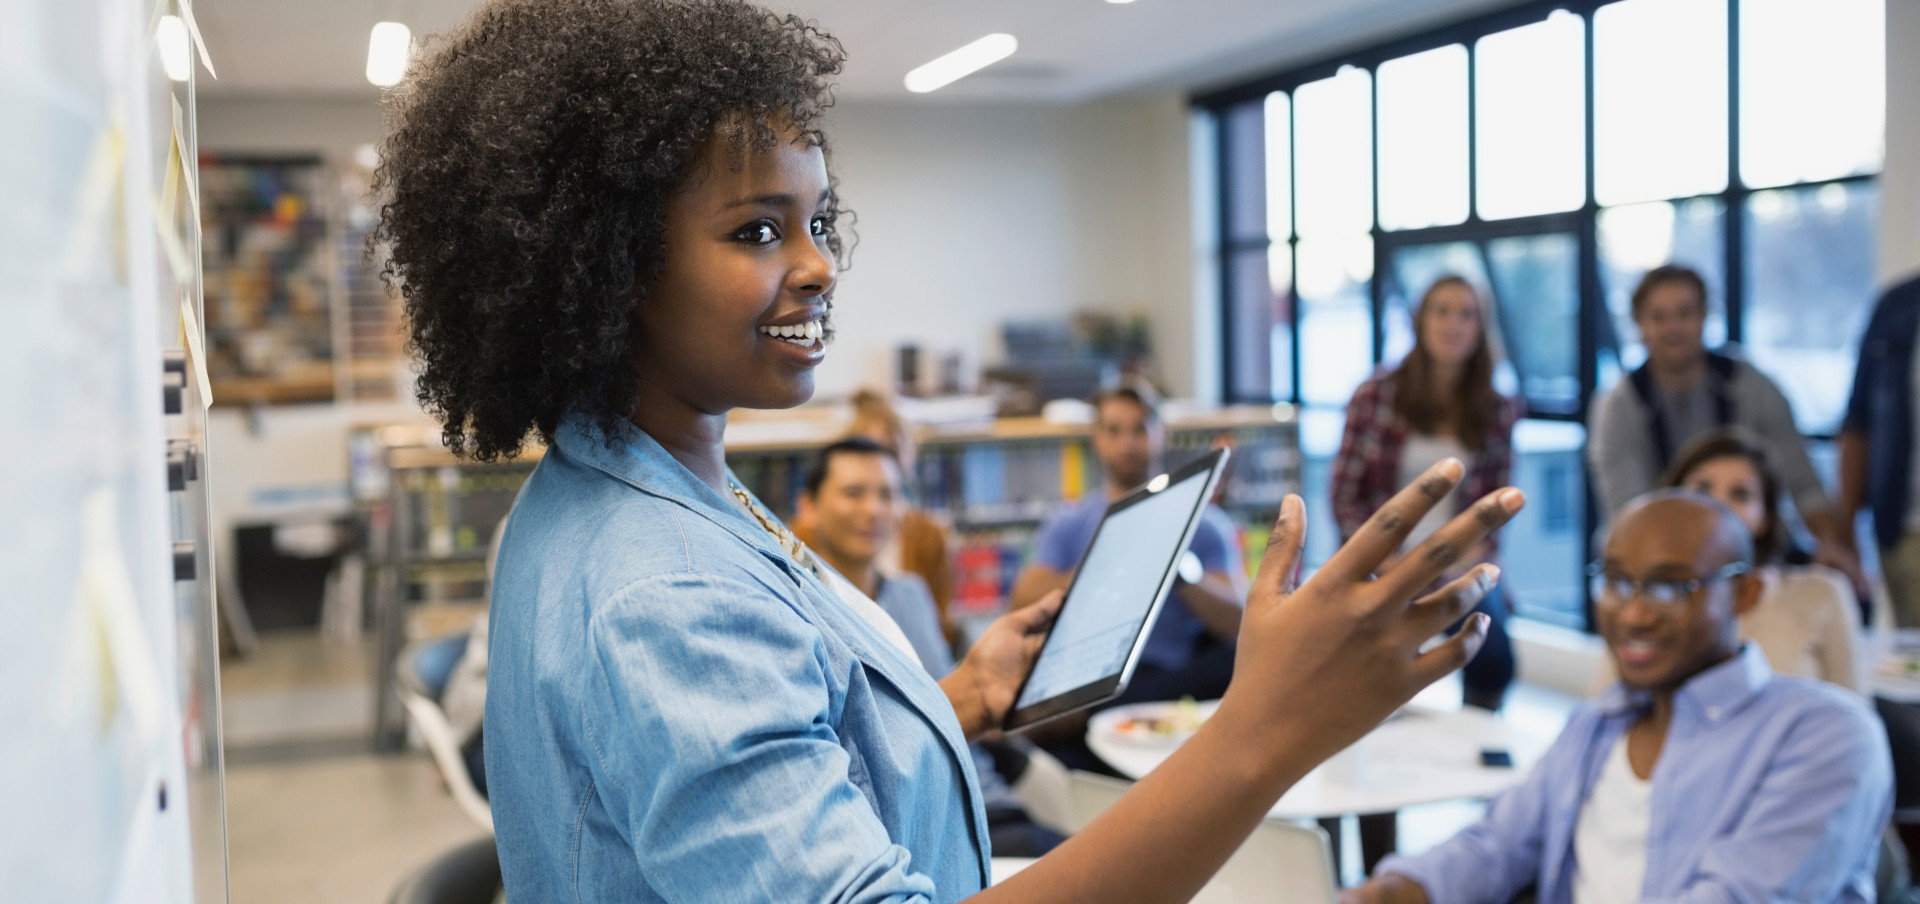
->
<box><xmin>1587</xmin><ymin>265</ymin><xmax>1863</xmax><ymax>589</ymax></box>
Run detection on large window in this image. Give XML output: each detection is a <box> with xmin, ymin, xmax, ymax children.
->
<box><xmin>1201</xmin><ymin>0</ymin><xmax>1884</xmax><ymax>628</ymax></box>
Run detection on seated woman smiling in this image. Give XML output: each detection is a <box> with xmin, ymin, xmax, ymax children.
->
<box><xmin>373</xmin><ymin>1</ymin><xmax>1523</xmax><ymax>900</ymax></box>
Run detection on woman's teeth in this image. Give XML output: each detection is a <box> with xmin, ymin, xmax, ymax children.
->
<box><xmin>759</xmin><ymin>321</ymin><xmax>823</xmax><ymax>347</ymax></box>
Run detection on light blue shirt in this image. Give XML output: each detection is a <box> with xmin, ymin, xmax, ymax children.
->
<box><xmin>1032</xmin><ymin>493</ymin><xmax>1240</xmax><ymax>670</ymax></box>
<box><xmin>1377</xmin><ymin>644</ymin><xmax>1892</xmax><ymax>904</ymax></box>
<box><xmin>485</xmin><ymin>415</ymin><xmax>990</xmax><ymax>903</ymax></box>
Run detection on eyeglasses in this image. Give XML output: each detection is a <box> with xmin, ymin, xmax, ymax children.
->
<box><xmin>1588</xmin><ymin>562</ymin><xmax>1750</xmax><ymax>612</ymax></box>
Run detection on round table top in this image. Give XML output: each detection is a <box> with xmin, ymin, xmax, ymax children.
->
<box><xmin>1086</xmin><ymin>699</ymin><xmax>1555</xmax><ymax>819</ymax></box>
<box><xmin>1864</xmin><ymin>629</ymin><xmax>1920</xmax><ymax>704</ymax></box>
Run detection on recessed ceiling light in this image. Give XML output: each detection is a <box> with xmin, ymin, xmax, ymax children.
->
<box><xmin>904</xmin><ymin>33</ymin><xmax>1018</xmax><ymax>93</ymax></box>
<box><xmin>366</xmin><ymin>21</ymin><xmax>412</xmax><ymax>88</ymax></box>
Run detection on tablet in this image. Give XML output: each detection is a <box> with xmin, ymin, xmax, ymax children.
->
<box><xmin>1004</xmin><ymin>447</ymin><xmax>1232</xmax><ymax>731</ymax></box>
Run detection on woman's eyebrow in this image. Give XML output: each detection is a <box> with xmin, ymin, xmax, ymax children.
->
<box><xmin>718</xmin><ymin>188</ymin><xmax>832</xmax><ymax>211</ymax></box>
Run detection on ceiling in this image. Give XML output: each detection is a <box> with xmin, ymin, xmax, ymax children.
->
<box><xmin>194</xmin><ymin>0</ymin><xmax>1513</xmax><ymax>104</ymax></box>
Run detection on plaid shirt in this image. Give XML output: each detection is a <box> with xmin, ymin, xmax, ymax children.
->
<box><xmin>1331</xmin><ymin>373</ymin><xmax>1521</xmax><ymax>555</ymax></box>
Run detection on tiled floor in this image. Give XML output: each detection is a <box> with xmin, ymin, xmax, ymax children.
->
<box><xmin>219</xmin><ymin>632</ymin><xmax>483</xmax><ymax>903</ymax></box>
<box><xmin>224</xmin><ymin>752</ymin><xmax>486</xmax><ymax>903</ymax></box>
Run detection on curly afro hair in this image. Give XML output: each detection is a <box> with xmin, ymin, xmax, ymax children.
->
<box><xmin>373</xmin><ymin>0</ymin><xmax>849</xmax><ymax>461</ymax></box>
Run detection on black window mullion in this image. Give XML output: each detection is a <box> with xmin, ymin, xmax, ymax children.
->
<box><xmin>1723</xmin><ymin>0</ymin><xmax>1746</xmax><ymax>345</ymax></box>
<box><xmin>1370</xmin><ymin>68</ymin><xmax>1386</xmax><ymax>367</ymax></box>
<box><xmin>1288</xmin><ymin>96</ymin><xmax>1303</xmax><ymax>405</ymax></box>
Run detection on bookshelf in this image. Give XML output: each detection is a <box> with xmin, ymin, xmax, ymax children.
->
<box><xmin>354</xmin><ymin>405</ymin><xmax>1299</xmax><ymax>747</ymax></box>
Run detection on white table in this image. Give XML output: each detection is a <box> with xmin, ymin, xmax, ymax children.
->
<box><xmin>1868</xmin><ymin>629</ymin><xmax>1920</xmax><ymax>704</ymax></box>
<box><xmin>1087</xmin><ymin>699</ymin><xmax>1556</xmax><ymax>876</ymax></box>
<box><xmin>1087</xmin><ymin>700</ymin><xmax>1554</xmax><ymax>819</ymax></box>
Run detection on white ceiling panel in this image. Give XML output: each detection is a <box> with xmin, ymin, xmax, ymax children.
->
<box><xmin>193</xmin><ymin>0</ymin><xmax>1513</xmax><ymax>103</ymax></box>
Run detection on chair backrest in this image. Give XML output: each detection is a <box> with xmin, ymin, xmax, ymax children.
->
<box><xmin>388</xmin><ymin>837</ymin><xmax>501</xmax><ymax>904</ymax></box>
<box><xmin>1067</xmin><ymin>770</ymin><xmax>1337</xmax><ymax>904</ymax></box>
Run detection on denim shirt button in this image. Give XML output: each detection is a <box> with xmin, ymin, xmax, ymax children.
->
<box><xmin>1706</xmin><ymin>706</ymin><xmax>1721</xmax><ymax>720</ymax></box>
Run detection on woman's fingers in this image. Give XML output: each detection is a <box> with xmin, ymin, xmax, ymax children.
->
<box><xmin>1407</xmin><ymin>564</ymin><xmax>1500</xmax><ymax>636</ymax></box>
<box><xmin>1375</xmin><ymin>488</ymin><xmax>1524</xmax><ymax>600</ymax></box>
<box><xmin>1250</xmin><ymin>494</ymin><xmax>1307</xmax><ymax>594</ymax></box>
<box><xmin>1320</xmin><ymin>459</ymin><xmax>1464</xmax><ymax>583</ymax></box>
<box><xmin>1409</xmin><ymin>612</ymin><xmax>1491</xmax><ymax>689</ymax></box>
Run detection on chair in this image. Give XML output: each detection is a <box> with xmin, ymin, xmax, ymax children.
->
<box><xmin>388</xmin><ymin>837</ymin><xmax>502</xmax><ymax>904</ymax></box>
<box><xmin>396</xmin><ymin>634</ymin><xmax>494</xmax><ymax>833</ymax></box>
<box><xmin>1068</xmin><ymin>770</ymin><xmax>1339</xmax><ymax>904</ymax></box>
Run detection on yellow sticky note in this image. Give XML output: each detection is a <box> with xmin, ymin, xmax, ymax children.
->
<box><xmin>152</xmin><ymin>202</ymin><xmax>190</xmax><ymax>278</ymax></box>
<box><xmin>170</xmin><ymin>95</ymin><xmax>198</xmax><ymax>220</ymax></box>
<box><xmin>179</xmin><ymin>295</ymin><xmax>214</xmax><ymax>409</ymax></box>
<box><xmin>176</xmin><ymin>0</ymin><xmax>216</xmax><ymax>79</ymax></box>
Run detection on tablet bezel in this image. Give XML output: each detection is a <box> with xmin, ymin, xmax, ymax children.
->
<box><xmin>1003</xmin><ymin>447</ymin><xmax>1232</xmax><ymax>732</ymax></box>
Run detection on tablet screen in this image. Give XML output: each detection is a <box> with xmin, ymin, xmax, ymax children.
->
<box><xmin>1009</xmin><ymin>450</ymin><xmax>1225</xmax><ymax>723</ymax></box>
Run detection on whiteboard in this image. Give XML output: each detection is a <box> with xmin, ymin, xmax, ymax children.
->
<box><xmin>0</xmin><ymin>1</ymin><xmax>226</xmax><ymax>901</ymax></box>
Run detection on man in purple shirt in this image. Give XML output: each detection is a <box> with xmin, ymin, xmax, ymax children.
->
<box><xmin>1345</xmin><ymin>491</ymin><xmax>1891</xmax><ymax>904</ymax></box>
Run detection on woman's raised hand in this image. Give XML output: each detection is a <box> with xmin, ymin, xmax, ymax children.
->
<box><xmin>1215</xmin><ymin>458</ymin><xmax>1524</xmax><ymax>769</ymax></box>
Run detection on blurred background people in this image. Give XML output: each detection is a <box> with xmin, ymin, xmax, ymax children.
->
<box><xmin>1009</xmin><ymin>385</ymin><xmax>1246</xmax><ymax>771</ymax></box>
<box><xmin>1345</xmin><ymin>491</ymin><xmax>1892</xmax><ymax>904</ymax></box>
<box><xmin>1594</xmin><ymin>430</ymin><xmax>1862</xmax><ymax>693</ymax></box>
<box><xmin>1840</xmin><ymin>275</ymin><xmax>1920</xmax><ymax>628</ymax></box>
<box><xmin>1588</xmin><ymin>265</ymin><xmax>1865</xmax><ymax>591</ymax></box>
<box><xmin>796</xmin><ymin>438</ymin><xmax>1067</xmax><ymax>857</ymax></box>
<box><xmin>800</xmin><ymin>388</ymin><xmax>959</xmax><ymax>641</ymax></box>
<box><xmin>1332</xmin><ymin>276</ymin><xmax>1520</xmax><ymax>711</ymax></box>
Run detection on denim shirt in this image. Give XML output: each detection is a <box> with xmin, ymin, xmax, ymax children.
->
<box><xmin>484</xmin><ymin>415</ymin><xmax>990</xmax><ymax>903</ymax></box>
<box><xmin>1842</xmin><ymin>275</ymin><xmax>1920</xmax><ymax>550</ymax></box>
<box><xmin>1376</xmin><ymin>645</ymin><xmax>1891</xmax><ymax>904</ymax></box>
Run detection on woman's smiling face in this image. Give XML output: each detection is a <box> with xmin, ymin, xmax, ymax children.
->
<box><xmin>635</xmin><ymin>127</ymin><xmax>837</xmax><ymax>415</ymax></box>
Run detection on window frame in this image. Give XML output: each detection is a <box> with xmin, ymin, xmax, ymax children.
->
<box><xmin>1197</xmin><ymin>0</ymin><xmax>1882</xmax><ymax>629</ymax></box>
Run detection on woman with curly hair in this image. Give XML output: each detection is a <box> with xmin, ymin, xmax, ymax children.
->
<box><xmin>375</xmin><ymin>1</ymin><xmax>1520</xmax><ymax>900</ymax></box>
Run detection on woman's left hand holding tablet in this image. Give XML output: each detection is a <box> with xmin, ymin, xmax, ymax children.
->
<box><xmin>940</xmin><ymin>590</ymin><xmax>1063</xmax><ymax>740</ymax></box>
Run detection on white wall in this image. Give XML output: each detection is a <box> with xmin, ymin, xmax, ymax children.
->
<box><xmin>818</xmin><ymin>95</ymin><xmax>1196</xmax><ymax>399</ymax></box>
<box><xmin>1881</xmin><ymin>0</ymin><xmax>1920</xmax><ymax>284</ymax></box>
<box><xmin>192</xmin><ymin>93</ymin><xmax>1202</xmax><ymax>537</ymax></box>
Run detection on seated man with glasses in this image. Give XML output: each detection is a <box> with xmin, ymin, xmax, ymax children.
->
<box><xmin>1343</xmin><ymin>490</ymin><xmax>1891</xmax><ymax>904</ymax></box>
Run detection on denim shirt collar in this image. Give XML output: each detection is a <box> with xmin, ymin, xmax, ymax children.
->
<box><xmin>551</xmin><ymin>412</ymin><xmax>992</xmax><ymax>877</ymax></box>
<box><xmin>1594</xmin><ymin>642</ymin><xmax>1772</xmax><ymax>722</ymax></box>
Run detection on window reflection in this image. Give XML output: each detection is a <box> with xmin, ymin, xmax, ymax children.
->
<box><xmin>1487</xmin><ymin>234</ymin><xmax>1581</xmax><ymax>413</ymax></box>
<box><xmin>1740</xmin><ymin>0</ymin><xmax>1885</xmax><ymax>189</ymax></box>
<box><xmin>1293</xmin><ymin>66</ymin><xmax>1373</xmax><ymax>238</ymax></box>
<box><xmin>1296</xmin><ymin>234</ymin><xmax>1374</xmax><ymax>406</ymax></box>
<box><xmin>1744</xmin><ymin>182</ymin><xmax>1880</xmax><ymax>433</ymax></box>
<box><xmin>1597</xmin><ymin>198</ymin><xmax>1727</xmax><ymax>385</ymax></box>
<box><xmin>1264</xmin><ymin>91</ymin><xmax>1292</xmax><ymax>242</ymax></box>
<box><xmin>1226</xmin><ymin>247</ymin><xmax>1288</xmax><ymax>402</ymax></box>
<box><xmin>1476</xmin><ymin>13</ymin><xmax>1586</xmax><ymax>220</ymax></box>
<box><xmin>1593</xmin><ymin>0</ymin><xmax>1728</xmax><ymax>205</ymax></box>
<box><xmin>1378</xmin><ymin>44</ymin><xmax>1469</xmax><ymax>231</ymax></box>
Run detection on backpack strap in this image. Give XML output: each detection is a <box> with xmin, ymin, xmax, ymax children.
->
<box><xmin>1628</xmin><ymin>352</ymin><xmax>1740</xmax><ymax>472</ymax></box>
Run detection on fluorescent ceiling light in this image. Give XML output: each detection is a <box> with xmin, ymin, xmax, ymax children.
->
<box><xmin>366</xmin><ymin>21</ymin><xmax>412</xmax><ymax>88</ymax></box>
<box><xmin>1107</xmin><ymin>0</ymin><xmax>1138</xmax><ymax>4</ymax></box>
<box><xmin>904</xmin><ymin>33</ymin><xmax>1018</xmax><ymax>93</ymax></box>
<box><xmin>157</xmin><ymin>15</ymin><xmax>190</xmax><ymax>82</ymax></box>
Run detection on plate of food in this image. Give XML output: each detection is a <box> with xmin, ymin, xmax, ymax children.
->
<box><xmin>1095</xmin><ymin>697</ymin><xmax>1219</xmax><ymax>748</ymax></box>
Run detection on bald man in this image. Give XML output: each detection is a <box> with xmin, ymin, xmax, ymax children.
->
<box><xmin>1345</xmin><ymin>491</ymin><xmax>1891</xmax><ymax>904</ymax></box>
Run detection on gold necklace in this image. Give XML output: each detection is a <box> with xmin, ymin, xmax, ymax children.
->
<box><xmin>729</xmin><ymin>481</ymin><xmax>823</xmax><ymax>579</ymax></box>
